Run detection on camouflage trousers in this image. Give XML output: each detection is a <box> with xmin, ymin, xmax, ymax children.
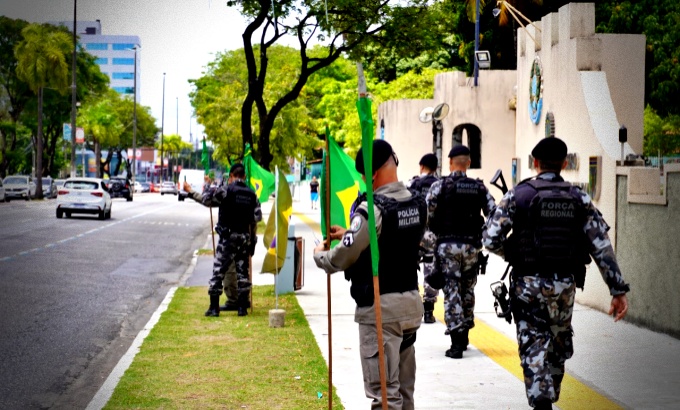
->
<box><xmin>512</xmin><ymin>274</ymin><xmax>575</xmax><ymax>407</ymax></box>
<box><xmin>436</xmin><ymin>242</ymin><xmax>479</xmax><ymax>333</ymax></box>
<box><xmin>209</xmin><ymin>232</ymin><xmax>252</xmax><ymax>307</ymax></box>
<box><xmin>421</xmin><ymin>261</ymin><xmax>439</xmax><ymax>304</ymax></box>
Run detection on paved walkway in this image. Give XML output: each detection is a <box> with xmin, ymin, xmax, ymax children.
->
<box><xmin>187</xmin><ymin>184</ymin><xmax>680</xmax><ymax>409</ymax></box>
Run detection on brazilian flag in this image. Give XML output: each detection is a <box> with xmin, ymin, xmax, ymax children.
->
<box><xmin>243</xmin><ymin>144</ymin><xmax>275</xmax><ymax>202</ymax></box>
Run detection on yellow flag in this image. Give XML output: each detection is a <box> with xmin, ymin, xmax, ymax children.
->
<box><xmin>261</xmin><ymin>169</ymin><xmax>292</xmax><ymax>274</ymax></box>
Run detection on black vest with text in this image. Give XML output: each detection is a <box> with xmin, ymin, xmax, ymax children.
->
<box><xmin>507</xmin><ymin>176</ymin><xmax>590</xmax><ymax>279</ymax></box>
<box><xmin>431</xmin><ymin>174</ymin><xmax>486</xmax><ymax>245</ymax></box>
<box><xmin>344</xmin><ymin>191</ymin><xmax>427</xmax><ymax>307</ymax></box>
<box><xmin>218</xmin><ymin>181</ymin><xmax>257</xmax><ymax>234</ymax></box>
<box><xmin>410</xmin><ymin>174</ymin><xmax>438</xmax><ymax>198</ymax></box>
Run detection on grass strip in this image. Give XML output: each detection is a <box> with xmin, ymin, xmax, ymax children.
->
<box><xmin>105</xmin><ymin>286</ymin><xmax>342</xmax><ymax>410</ymax></box>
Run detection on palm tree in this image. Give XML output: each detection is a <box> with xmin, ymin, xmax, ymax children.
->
<box><xmin>15</xmin><ymin>23</ymin><xmax>72</xmax><ymax>198</ymax></box>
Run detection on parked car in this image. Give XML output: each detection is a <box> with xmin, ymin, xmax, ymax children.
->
<box><xmin>3</xmin><ymin>175</ymin><xmax>36</xmax><ymax>201</ymax></box>
<box><xmin>133</xmin><ymin>181</ymin><xmax>143</xmax><ymax>193</ymax></box>
<box><xmin>160</xmin><ymin>181</ymin><xmax>178</xmax><ymax>195</ymax></box>
<box><xmin>106</xmin><ymin>176</ymin><xmax>133</xmax><ymax>201</ymax></box>
<box><xmin>54</xmin><ymin>179</ymin><xmax>66</xmax><ymax>189</ymax></box>
<box><xmin>0</xmin><ymin>178</ymin><xmax>5</xmax><ymax>202</ymax></box>
<box><xmin>140</xmin><ymin>182</ymin><xmax>151</xmax><ymax>193</ymax></box>
<box><xmin>56</xmin><ymin>177</ymin><xmax>112</xmax><ymax>220</ymax></box>
<box><xmin>41</xmin><ymin>177</ymin><xmax>58</xmax><ymax>199</ymax></box>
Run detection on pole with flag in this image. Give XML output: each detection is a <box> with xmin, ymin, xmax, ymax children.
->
<box><xmin>323</xmin><ymin>126</ymin><xmax>333</xmax><ymax>410</ymax></box>
<box><xmin>356</xmin><ymin>62</ymin><xmax>388</xmax><ymax>409</ymax></box>
<box><xmin>201</xmin><ymin>138</ymin><xmax>216</xmax><ymax>254</ymax></box>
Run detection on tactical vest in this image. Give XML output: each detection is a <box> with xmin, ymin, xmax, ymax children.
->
<box><xmin>507</xmin><ymin>177</ymin><xmax>590</xmax><ymax>281</ymax></box>
<box><xmin>218</xmin><ymin>181</ymin><xmax>257</xmax><ymax>234</ymax></box>
<box><xmin>410</xmin><ymin>174</ymin><xmax>438</xmax><ymax>198</ymax></box>
<box><xmin>344</xmin><ymin>191</ymin><xmax>427</xmax><ymax>307</ymax></box>
<box><xmin>430</xmin><ymin>175</ymin><xmax>486</xmax><ymax>245</ymax></box>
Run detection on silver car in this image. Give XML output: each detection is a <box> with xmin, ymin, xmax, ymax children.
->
<box><xmin>41</xmin><ymin>177</ymin><xmax>58</xmax><ymax>199</ymax></box>
<box><xmin>0</xmin><ymin>178</ymin><xmax>5</xmax><ymax>202</ymax></box>
<box><xmin>3</xmin><ymin>175</ymin><xmax>36</xmax><ymax>201</ymax></box>
<box><xmin>160</xmin><ymin>181</ymin><xmax>178</xmax><ymax>195</ymax></box>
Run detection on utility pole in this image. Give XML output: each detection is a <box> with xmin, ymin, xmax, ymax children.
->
<box><xmin>160</xmin><ymin>72</ymin><xmax>166</xmax><ymax>182</ymax></box>
<box><xmin>70</xmin><ymin>0</ymin><xmax>77</xmax><ymax>177</ymax></box>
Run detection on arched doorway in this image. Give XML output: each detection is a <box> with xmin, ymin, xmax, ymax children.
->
<box><xmin>451</xmin><ymin>124</ymin><xmax>482</xmax><ymax>169</ymax></box>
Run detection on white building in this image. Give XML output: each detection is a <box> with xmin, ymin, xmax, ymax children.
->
<box><xmin>52</xmin><ymin>20</ymin><xmax>141</xmax><ymax>102</ymax></box>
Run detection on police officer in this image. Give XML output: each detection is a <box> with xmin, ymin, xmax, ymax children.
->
<box><xmin>313</xmin><ymin>140</ymin><xmax>427</xmax><ymax>410</ymax></box>
<box><xmin>426</xmin><ymin>145</ymin><xmax>496</xmax><ymax>359</ymax></box>
<box><xmin>184</xmin><ymin>163</ymin><xmax>262</xmax><ymax>317</ymax></box>
<box><xmin>482</xmin><ymin>137</ymin><xmax>630</xmax><ymax>410</ymax></box>
<box><xmin>408</xmin><ymin>153</ymin><xmax>440</xmax><ymax>324</ymax></box>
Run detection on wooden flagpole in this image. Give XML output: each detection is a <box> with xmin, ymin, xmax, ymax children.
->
<box><xmin>323</xmin><ymin>132</ymin><xmax>333</xmax><ymax>409</ymax></box>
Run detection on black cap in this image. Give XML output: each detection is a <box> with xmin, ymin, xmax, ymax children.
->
<box><xmin>355</xmin><ymin>140</ymin><xmax>395</xmax><ymax>175</ymax></box>
<box><xmin>448</xmin><ymin>145</ymin><xmax>470</xmax><ymax>158</ymax></box>
<box><xmin>531</xmin><ymin>137</ymin><xmax>568</xmax><ymax>161</ymax></box>
<box><xmin>419</xmin><ymin>153</ymin><xmax>438</xmax><ymax>170</ymax></box>
<box><xmin>229</xmin><ymin>163</ymin><xmax>245</xmax><ymax>175</ymax></box>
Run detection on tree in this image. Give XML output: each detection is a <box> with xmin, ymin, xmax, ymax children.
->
<box><xmin>226</xmin><ymin>0</ymin><xmax>436</xmax><ymax>169</ymax></box>
<box><xmin>15</xmin><ymin>23</ymin><xmax>72</xmax><ymax>198</ymax></box>
<box><xmin>155</xmin><ymin>134</ymin><xmax>191</xmax><ymax>181</ymax></box>
<box><xmin>643</xmin><ymin>105</ymin><xmax>680</xmax><ymax>157</ymax></box>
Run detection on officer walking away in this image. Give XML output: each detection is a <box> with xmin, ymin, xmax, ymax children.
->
<box><xmin>313</xmin><ymin>140</ymin><xmax>427</xmax><ymax>410</ymax></box>
<box><xmin>482</xmin><ymin>137</ymin><xmax>630</xmax><ymax>410</ymax></box>
<box><xmin>426</xmin><ymin>145</ymin><xmax>496</xmax><ymax>359</ymax></box>
<box><xmin>309</xmin><ymin>175</ymin><xmax>320</xmax><ymax>210</ymax></box>
<box><xmin>184</xmin><ymin>163</ymin><xmax>262</xmax><ymax>317</ymax></box>
<box><xmin>407</xmin><ymin>153</ymin><xmax>440</xmax><ymax>324</ymax></box>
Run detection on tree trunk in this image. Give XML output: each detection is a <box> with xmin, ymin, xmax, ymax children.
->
<box><xmin>35</xmin><ymin>88</ymin><xmax>43</xmax><ymax>199</ymax></box>
<box><xmin>94</xmin><ymin>139</ymin><xmax>101</xmax><ymax>178</ymax></box>
<box><xmin>114</xmin><ymin>149</ymin><xmax>122</xmax><ymax>176</ymax></box>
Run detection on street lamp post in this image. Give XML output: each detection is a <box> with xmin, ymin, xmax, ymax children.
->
<box><xmin>132</xmin><ymin>46</ymin><xmax>139</xmax><ymax>183</ymax></box>
<box><xmin>70</xmin><ymin>0</ymin><xmax>77</xmax><ymax>177</ymax></box>
<box><xmin>474</xmin><ymin>0</ymin><xmax>481</xmax><ymax>87</ymax></box>
<box><xmin>160</xmin><ymin>72</ymin><xmax>166</xmax><ymax>182</ymax></box>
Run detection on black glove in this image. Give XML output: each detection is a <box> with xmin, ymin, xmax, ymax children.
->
<box><xmin>248</xmin><ymin>235</ymin><xmax>258</xmax><ymax>256</ymax></box>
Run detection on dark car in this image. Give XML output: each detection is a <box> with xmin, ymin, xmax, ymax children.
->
<box><xmin>106</xmin><ymin>176</ymin><xmax>133</xmax><ymax>201</ymax></box>
<box><xmin>41</xmin><ymin>177</ymin><xmax>58</xmax><ymax>199</ymax></box>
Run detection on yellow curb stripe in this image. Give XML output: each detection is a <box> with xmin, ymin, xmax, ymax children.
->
<box><xmin>294</xmin><ymin>210</ymin><xmax>621</xmax><ymax>409</ymax></box>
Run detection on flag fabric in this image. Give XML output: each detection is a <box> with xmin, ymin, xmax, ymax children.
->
<box><xmin>243</xmin><ymin>143</ymin><xmax>275</xmax><ymax>202</ymax></box>
<box><xmin>320</xmin><ymin>130</ymin><xmax>366</xmax><ymax>245</ymax></box>
<box><xmin>201</xmin><ymin>139</ymin><xmax>210</xmax><ymax>173</ymax></box>
<box><xmin>357</xmin><ymin>88</ymin><xmax>380</xmax><ymax>277</ymax></box>
<box><xmin>261</xmin><ymin>168</ymin><xmax>293</xmax><ymax>274</ymax></box>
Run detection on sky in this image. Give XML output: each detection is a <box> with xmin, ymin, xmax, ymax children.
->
<box><xmin>0</xmin><ymin>0</ymin><xmax>255</xmax><ymax>146</ymax></box>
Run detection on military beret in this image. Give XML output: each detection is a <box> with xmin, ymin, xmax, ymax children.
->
<box><xmin>355</xmin><ymin>139</ymin><xmax>395</xmax><ymax>175</ymax></box>
<box><xmin>448</xmin><ymin>145</ymin><xmax>470</xmax><ymax>158</ymax></box>
<box><xmin>229</xmin><ymin>163</ymin><xmax>245</xmax><ymax>174</ymax></box>
<box><xmin>531</xmin><ymin>137</ymin><xmax>568</xmax><ymax>161</ymax></box>
<box><xmin>419</xmin><ymin>153</ymin><xmax>438</xmax><ymax>170</ymax></box>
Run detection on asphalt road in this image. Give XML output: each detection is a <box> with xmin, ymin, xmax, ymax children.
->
<box><xmin>0</xmin><ymin>192</ymin><xmax>213</xmax><ymax>409</ymax></box>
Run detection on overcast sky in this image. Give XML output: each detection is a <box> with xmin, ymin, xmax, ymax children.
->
<box><xmin>0</xmin><ymin>0</ymin><xmax>257</xmax><ymax>145</ymax></box>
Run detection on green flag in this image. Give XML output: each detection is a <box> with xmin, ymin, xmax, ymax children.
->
<box><xmin>320</xmin><ymin>130</ymin><xmax>366</xmax><ymax>245</ymax></box>
<box><xmin>357</xmin><ymin>91</ymin><xmax>379</xmax><ymax>277</ymax></box>
<box><xmin>201</xmin><ymin>139</ymin><xmax>210</xmax><ymax>173</ymax></box>
<box><xmin>261</xmin><ymin>168</ymin><xmax>293</xmax><ymax>274</ymax></box>
<box><xmin>243</xmin><ymin>143</ymin><xmax>275</xmax><ymax>202</ymax></box>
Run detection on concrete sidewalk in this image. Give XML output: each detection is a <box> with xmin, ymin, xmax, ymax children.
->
<box><xmin>186</xmin><ymin>187</ymin><xmax>680</xmax><ymax>409</ymax></box>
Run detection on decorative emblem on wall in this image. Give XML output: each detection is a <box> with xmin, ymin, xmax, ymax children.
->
<box><xmin>529</xmin><ymin>56</ymin><xmax>543</xmax><ymax>125</ymax></box>
<box><xmin>545</xmin><ymin>112</ymin><xmax>555</xmax><ymax>138</ymax></box>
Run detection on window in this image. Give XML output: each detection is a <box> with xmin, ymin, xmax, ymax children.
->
<box><xmin>113</xmin><ymin>86</ymin><xmax>134</xmax><ymax>94</ymax></box>
<box><xmin>86</xmin><ymin>42</ymin><xmax>108</xmax><ymax>50</ymax></box>
<box><xmin>112</xmin><ymin>58</ymin><xmax>134</xmax><ymax>65</ymax></box>
<box><xmin>94</xmin><ymin>58</ymin><xmax>108</xmax><ymax>65</ymax></box>
<box><xmin>112</xmin><ymin>72</ymin><xmax>134</xmax><ymax>80</ymax></box>
<box><xmin>112</xmin><ymin>43</ymin><xmax>135</xmax><ymax>51</ymax></box>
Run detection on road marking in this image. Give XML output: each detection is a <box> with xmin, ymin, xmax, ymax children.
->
<box><xmin>0</xmin><ymin>204</ymin><xmax>177</xmax><ymax>263</ymax></box>
<box><xmin>292</xmin><ymin>210</ymin><xmax>622</xmax><ymax>409</ymax></box>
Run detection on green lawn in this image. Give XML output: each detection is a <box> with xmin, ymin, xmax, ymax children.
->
<box><xmin>105</xmin><ymin>286</ymin><xmax>342</xmax><ymax>410</ymax></box>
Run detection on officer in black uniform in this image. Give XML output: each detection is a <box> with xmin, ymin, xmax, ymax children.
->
<box><xmin>483</xmin><ymin>137</ymin><xmax>630</xmax><ymax>409</ymax></box>
<box><xmin>425</xmin><ymin>145</ymin><xmax>496</xmax><ymax>359</ymax></box>
<box><xmin>313</xmin><ymin>140</ymin><xmax>427</xmax><ymax>409</ymax></box>
<box><xmin>184</xmin><ymin>163</ymin><xmax>262</xmax><ymax>317</ymax></box>
<box><xmin>408</xmin><ymin>153</ymin><xmax>440</xmax><ymax>323</ymax></box>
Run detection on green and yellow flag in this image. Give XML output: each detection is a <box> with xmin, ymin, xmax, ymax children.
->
<box><xmin>262</xmin><ymin>168</ymin><xmax>293</xmax><ymax>274</ymax></box>
<box><xmin>243</xmin><ymin>144</ymin><xmax>275</xmax><ymax>202</ymax></box>
<box><xmin>201</xmin><ymin>139</ymin><xmax>210</xmax><ymax>173</ymax></box>
<box><xmin>320</xmin><ymin>131</ymin><xmax>366</xmax><ymax>245</ymax></box>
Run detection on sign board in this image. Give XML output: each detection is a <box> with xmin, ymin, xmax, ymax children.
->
<box><xmin>75</xmin><ymin>128</ymin><xmax>85</xmax><ymax>144</ymax></box>
<box><xmin>63</xmin><ymin>123</ymin><xmax>71</xmax><ymax>141</ymax></box>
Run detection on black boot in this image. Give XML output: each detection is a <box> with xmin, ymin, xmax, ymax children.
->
<box><xmin>461</xmin><ymin>328</ymin><xmax>469</xmax><ymax>351</ymax></box>
<box><xmin>237</xmin><ymin>297</ymin><xmax>250</xmax><ymax>317</ymax></box>
<box><xmin>204</xmin><ymin>295</ymin><xmax>220</xmax><ymax>317</ymax></box>
<box><xmin>219</xmin><ymin>302</ymin><xmax>238</xmax><ymax>311</ymax></box>
<box><xmin>237</xmin><ymin>306</ymin><xmax>248</xmax><ymax>316</ymax></box>
<box><xmin>533</xmin><ymin>399</ymin><xmax>553</xmax><ymax>409</ymax></box>
<box><xmin>445</xmin><ymin>332</ymin><xmax>464</xmax><ymax>359</ymax></box>
<box><xmin>423</xmin><ymin>301</ymin><xmax>436</xmax><ymax>324</ymax></box>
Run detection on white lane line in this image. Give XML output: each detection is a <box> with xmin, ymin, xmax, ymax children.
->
<box><xmin>85</xmin><ymin>287</ymin><xmax>177</xmax><ymax>410</ymax></box>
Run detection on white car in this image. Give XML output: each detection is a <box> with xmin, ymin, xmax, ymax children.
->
<box><xmin>56</xmin><ymin>177</ymin><xmax>112</xmax><ymax>220</ymax></box>
<box><xmin>133</xmin><ymin>181</ymin><xmax>143</xmax><ymax>193</ymax></box>
<box><xmin>3</xmin><ymin>175</ymin><xmax>36</xmax><ymax>201</ymax></box>
<box><xmin>160</xmin><ymin>181</ymin><xmax>178</xmax><ymax>195</ymax></box>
